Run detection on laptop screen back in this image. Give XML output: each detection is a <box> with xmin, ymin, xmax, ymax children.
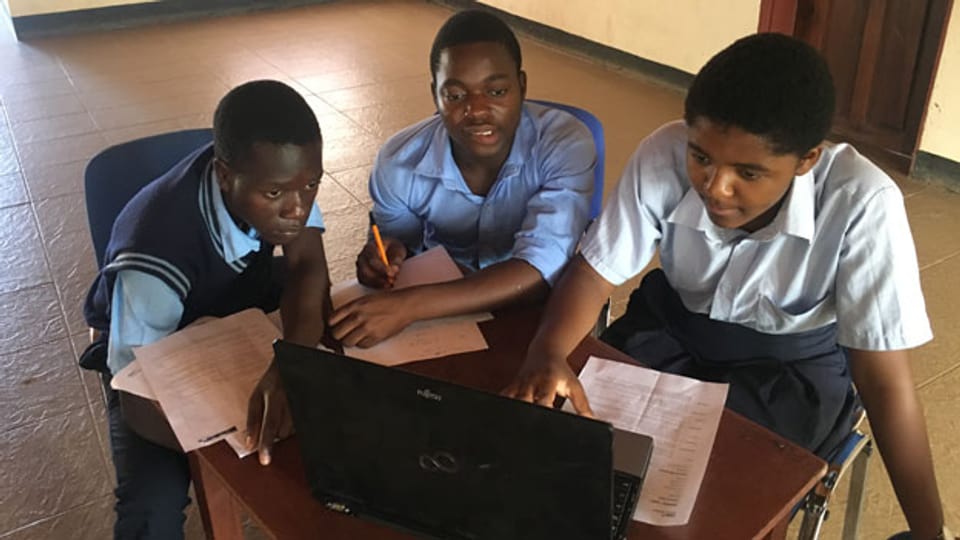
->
<box><xmin>276</xmin><ymin>341</ymin><xmax>614</xmax><ymax>540</ymax></box>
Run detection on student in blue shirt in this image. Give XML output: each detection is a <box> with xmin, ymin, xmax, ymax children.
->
<box><xmin>82</xmin><ymin>80</ymin><xmax>330</xmax><ymax>540</ymax></box>
<box><xmin>505</xmin><ymin>34</ymin><xmax>951</xmax><ymax>539</ymax></box>
<box><xmin>329</xmin><ymin>10</ymin><xmax>595</xmax><ymax>347</ymax></box>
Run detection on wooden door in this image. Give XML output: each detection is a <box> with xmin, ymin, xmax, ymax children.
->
<box><xmin>762</xmin><ymin>0</ymin><xmax>953</xmax><ymax>172</ymax></box>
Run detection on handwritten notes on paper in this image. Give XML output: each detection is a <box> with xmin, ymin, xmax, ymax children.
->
<box><xmin>129</xmin><ymin>309</ymin><xmax>280</xmax><ymax>454</ymax></box>
<box><xmin>571</xmin><ymin>356</ymin><xmax>728</xmax><ymax>526</ymax></box>
<box><xmin>331</xmin><ymin>246</ymin><xmax>490</xmax><ymax>365</ymax></box>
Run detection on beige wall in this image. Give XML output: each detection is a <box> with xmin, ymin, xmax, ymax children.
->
<box><xmin>919</xmin><ymin>6</ymin><xmax>960</xmax><ymax>162</ymax></box>
<box><xmin>485</xmin><ymin>0</ymin><xmax>959</xmax><ymax>164</ymax></box>
<box><xmin>479</xmin><ymin>0</ymin><xmax>761</xmax><ymax>74</ymax></box>
<box><xmin>7</xmin><ymin>0</ymin><xmax>152</xmax><ymax>17</ymax></box>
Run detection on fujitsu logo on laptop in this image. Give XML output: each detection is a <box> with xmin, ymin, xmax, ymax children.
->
<box><xmin>417</xmin><ymin>388</ymin><xmax>442</xmax><ymax>401</ymax></box>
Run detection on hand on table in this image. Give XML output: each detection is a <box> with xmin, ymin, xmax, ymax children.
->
<box><xmin>328</xmin><ymin>289</ymin><xmax>415</xmax><ymax>348</ymax></box>
<box><xmin>245</xmin><ymin>360</ymin><xmax>293</xmax><ymax>466</ymax></box>
<box><xmin>502</xmin><ymin>355</ymin><xmax>594</xmax><ymax>417</ymax></box>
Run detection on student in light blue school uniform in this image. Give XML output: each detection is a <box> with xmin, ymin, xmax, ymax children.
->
<box><xmin>505</xmin><ymin>33</ymin><xmax>952</xmax><ymax>540</ymax></box>
<box><xmin>329</xmin><ymin>10</ymin><xmax>596</xmax><ymax>347</ymax></box>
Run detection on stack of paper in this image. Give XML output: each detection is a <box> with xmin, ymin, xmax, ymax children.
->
<box><xmin>330</xmin><ymin>246</ymin><xmax>490</xmax><ymax>366</ymax></box>
<box><xmin>568</xmin><ymin>356</ymin><xmax>729</xmax><ymax>526</ymax></box>
<box><xmin>112</xmin><ymin>246</ymin><xmax>490</xmax><ymax>458</ymax></box>
<box><xmin>112</xmin><ymin>308</ymin><xmax>280</xmax><ymax>457</ymax></box>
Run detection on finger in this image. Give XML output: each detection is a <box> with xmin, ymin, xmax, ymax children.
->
<box><xmin>500</xmin><ymin>381</ymin><xmax>520</xmax><ymax>399</ymax></box>
<box><xmin>515</xmin><ymin>381</ymin><xmax>537</xmax><ymax>404</ymax></box>
<box><xmin>357</xmin><ymin>262</ymin><xmax>388</xmax><ymax>288</ymax></box>
<box><xmin>328</xmin><ymin>306</ymin><xmax>346</xmax><ymax>327</ymax></box>
<box><xmin>365</xmin><ymin>254</ymin><xmax>390</xmax><ymax>276</ymax></box>
<box><xmin>328</xmin><ymin>302</ymin><xmax>357</xmax><ymax>328</ymax></box>
<box><xmin>341</xmin><ymin>324</ymin><xmax>372</xmax><ymax>347</ymax></box>
<box><xmin>244</xmin><ymin>391</ymin><xmax>264</xmax><ymax>450</ymax></box>
<box><xmin>257</xmin><ymin>394</ymin><xmax>272</xmax><ymax>466</ymax></box>
<box><xmin>356</xmin><ymin>335</ymin><xmax>379</xmax><ymax>349</ymax></box>
<box><xmin>385</xmin><ymin>239</ymin><xmax>407</xmax><ymax>264</ymax></box>
<box><xmin>567</xmin><ymin>382</ymin><xmax>595</xmax><ymax>418</ymax></box>
<box><xmin>534</xmin><ymin>387</ymin><xmax>558</xmax><ymax>408</ymax></box>
<box><xmin>330</xmin><ymin>315</ymin><xmax>362</xmax><ymax>342</ymax></box>
<box><xmin>357</xmin><ymin>244</ymin><xmax>392</xmax><ymax>285</ymax></box>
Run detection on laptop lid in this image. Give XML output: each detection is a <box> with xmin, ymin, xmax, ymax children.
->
<box><xmin>275</xmin><ymin>340</ymin><xmax>615</xmax><ymax>540</ymax></box>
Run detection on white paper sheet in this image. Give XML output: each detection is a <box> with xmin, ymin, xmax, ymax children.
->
<box><xmin>110</xmin><ymin>359</ymin><xmax>157</xmax><ymax>400</ymax></box>
<box><xmin>570</xmin><ymin>356</ymin><xmax>728</xmax><ymax>526</ymax></box>
<box><xmin>131</xmin><ymin>309</ymin><xmax>280</xmax><ymax>455</ymax></box>
<box><xmin>330</xmin><ymin>246</ymin><xmax>490</xmax><ymax>365</ymax></box>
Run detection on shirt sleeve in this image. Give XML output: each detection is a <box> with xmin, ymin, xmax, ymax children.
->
<box><xmin>511</xmin><ymin>117</ymin><xmax>595</xmax><ymax>285</ymax></box>
<box><xmin>369</xmin><ymin>153</ymin><xmax>425</xmax><ymax>253</ymax></box>
<box><xmin>835</xmin><ymin>186</ymin><xmax>933</xmax><ymax>350</ymax></box>
<box><xmin>579</xmin><ymin>139</ymin><xmax>667</xmax><ymax>286</ymax></box>
<box><xmin>106</xmin><ymin>269</ymin><xmax>184</xmax><ymax>375</ymax></box>
<box><xmin>306</xmin><ymin>200</ymin><xmax>324</xmax><ymax>231</ymax></box>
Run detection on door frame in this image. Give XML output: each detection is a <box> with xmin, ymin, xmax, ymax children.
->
<box><xmin>758</xmin><ymin>0</ymin><xmax>954</xmax><ymax>173</ymax></box>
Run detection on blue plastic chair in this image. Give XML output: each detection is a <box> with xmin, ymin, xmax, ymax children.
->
<box><xmin>84</xmin><ymin>128</ymin><xmax>214</xmax><ymax>268</ymax></box>
<box><xmin>527</xmin><ymin>100</ymin><xmax>608</xmax><ymax>332</ymax></box>
<box><xmin>527</xmin><ymin>99</ymin><xmax>605</xmax><ymax>220</ymax></box>
<box><xmin>80</xmin><ymin>129</ymin><xmax>214</xmax><ymax>374</ymax></box>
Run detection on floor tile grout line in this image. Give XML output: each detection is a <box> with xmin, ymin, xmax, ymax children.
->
<box><xmin>902</xmin><ymin>185</ymin><xmax>929</xmax><ymax>199</ymax></box>
<box><xmin>919</xmin><ymin>249</ymin><xmax>960</xmax><ymax>272</ymax></box>
<box><xmin>916</xmin><ymin>362</ymin><xmax>960</xmax><ymax>391</ymax></box>
<box><xmin>8</xmin><ymin>114</ymin><xmax>101</xmax><ymax>150</ymax></box>
<box><xmin>24</xmin><ymin>186</ymin><xmax>79</xmax><ymax>357</ymax></box>
<box><xmin>0</xmin><ymin>493</ymin><xmax>114</xmax><ymax>539</ymax></box>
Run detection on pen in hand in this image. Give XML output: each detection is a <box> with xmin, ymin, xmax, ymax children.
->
<box><xmin>369</xmin><ymin>212</ymin><xmax>391</xmax><ymax>270</ymax></box>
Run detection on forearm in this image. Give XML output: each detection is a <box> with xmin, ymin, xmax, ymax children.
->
<box><xmin>279</xmin><ymin>267</ymin><xmax>329</xmax><ymax>347</ymax></box>
<box><xmin>403</xmin><ymin>258</ymin><xmax>548</xmax><ymax>321</ymax></box>
<box><xmin>527</xmin><ymin>255</ymin><xmax>614</xmax><ymax>361</ymax></box>
<box><xmin>280</xmin><ymin>230</ymin><xmax>332</xmax><ymax>347</ymax></box>
<box><xmin>850</xmin><ymin>349</ymin><xmax>944</xmax><ymax>538</ymax></box>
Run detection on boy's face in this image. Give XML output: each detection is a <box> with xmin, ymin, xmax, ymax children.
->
<box><xmin>686</xmin><ymin>117</ymin><xmax>821</xmax><ymax>232</ymax></box>
<box><xmin>214</xmin><ymin>140</ymin><xmax>323</xmax><ymax>246</ymax></box>
<box><xmin>432</xmin><ymin>41</ymin><xmax>526</xmax><ymax>165</ymax></box>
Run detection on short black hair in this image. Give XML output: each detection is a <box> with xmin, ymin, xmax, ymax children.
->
<box><xmin>213</xmin><ymin>80</ymin><xmax>321</xmax><ymax>165</ymax></box>
<box><xmin>429</xmin><ymin>9</ymin><xmax>522</xmax><ymax>80</ymax></box>
<box><xmin>684</xmin><ymin>33</ymin><xmax>835</xmax><ymax>156</ymax></box>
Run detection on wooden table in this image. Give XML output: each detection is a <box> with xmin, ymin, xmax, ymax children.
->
<box><xmin>189</xmin><ymin>306</ymin><xmax>826</xmax><ymax>540</ymax></box>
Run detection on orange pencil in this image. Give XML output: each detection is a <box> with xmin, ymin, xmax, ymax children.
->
<box><xmin>369</xmin><ymin>212</ymin><xmax>391</xmax><ymax>270</ymax></box>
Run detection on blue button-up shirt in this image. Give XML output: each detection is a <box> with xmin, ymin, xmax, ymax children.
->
<box><xmin>370</xmin><ymin>102</ymin><xmax>595</xmax><ymax>284</ymax></box>
<box><xmin>106</xmin><ymin>166</ymin><xmax>324</xmax><ymax>374</ymax></box>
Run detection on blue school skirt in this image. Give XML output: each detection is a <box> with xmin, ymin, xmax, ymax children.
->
<box><xmin>601</xmin><ymin>269</ymin><xmax>857</xmax><ymax>457</ymax></box>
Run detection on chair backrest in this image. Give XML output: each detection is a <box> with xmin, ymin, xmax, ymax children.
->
<box><xmin>84</xmin><ymin>128</ymin><xmax>214</xmax><ymax>268</ymax></box>
<box><xmin>527</xmin><ymin>99</ymin><xmax>605</xmax><ymax>220</ymax></box>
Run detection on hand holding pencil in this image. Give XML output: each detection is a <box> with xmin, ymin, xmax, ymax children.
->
<box><xmin>356</xmin><ymin>212</ymin><xmax>407</xmax><ymax>289</ymax></box>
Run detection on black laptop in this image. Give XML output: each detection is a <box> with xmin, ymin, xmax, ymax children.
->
<box><xmin>275</xmin><ymin>340</ymin><xmax>653</xmax><ymax>540</ymax></box>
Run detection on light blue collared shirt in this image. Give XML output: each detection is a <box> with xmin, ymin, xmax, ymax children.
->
<box><xmin>106</xmin><ymin>165</ymin><xmax>324</xmax><ymax>374</ymax></box>
<box><xmin>370</xmin><ymin>102</ymin><xmax>595</xmax><ymax>285</ymax></box>
<box><xmin>581</xmin><ymin>121</ymin><xmax>932</xmax><ymax>351</ymax></box>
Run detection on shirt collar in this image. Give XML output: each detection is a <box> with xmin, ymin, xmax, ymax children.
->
<box><xmin>666</xmin><ymin>170</ymin><xmax>816</xmax><ymax>244</ymax></box>
<box><xmin>199</xmin><ymin>162</ymin><xmax>263</xmax><ymax>270</ymax></box>
<box><xmin>412</xmin><ymin>104</ymin><xmax>536</xmax><ymax>191</ymax></box>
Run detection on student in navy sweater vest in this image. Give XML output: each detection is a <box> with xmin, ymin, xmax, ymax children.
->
<box><xmin>83</xmin><ymin>80</ymin><xmax>331</xmax><ymax>539</ymax></box>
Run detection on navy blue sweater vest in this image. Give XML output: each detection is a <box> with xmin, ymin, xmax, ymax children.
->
<box><xmin>83</xmin><ymin>144</ymin><xmax>281</xmax><ymax>337</ymax></box>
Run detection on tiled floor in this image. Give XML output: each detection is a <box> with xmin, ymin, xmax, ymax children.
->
<box><xmin>0</xmin><ymin>1</ymin><xmax>957</xmax><ymax>538</ymax></box>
